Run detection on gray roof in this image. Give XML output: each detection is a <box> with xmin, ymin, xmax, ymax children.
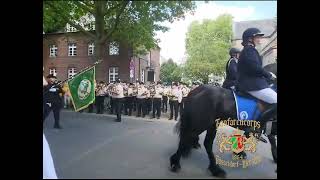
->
<box><xmin>233</xmin><ymin>19</ymin><xmax>276</xmax><ymax>40</ymax></box>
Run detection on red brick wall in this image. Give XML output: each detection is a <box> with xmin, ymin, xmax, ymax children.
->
<box><xmin>43</xmin><ymin>32</ymin><xmax>160</xmax><ymax>83</ymax></box>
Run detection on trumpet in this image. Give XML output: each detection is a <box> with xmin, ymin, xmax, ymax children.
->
<box><xmin>132</xmin><ymin>87</ymin><xmax>138</xmax><ymax>96</ymax></box>
<box><xmin>149</xmin><ymin>85</ymin><xmax>156</xmax><ymax>97</ymax></box>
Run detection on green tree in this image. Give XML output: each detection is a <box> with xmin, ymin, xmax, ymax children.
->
<box><xmin>160</xmin><ymin>59</ymin><xmax>182</xmax><ymax>83</ymax></box>
<box><xmin>44</xmin><ymin>1</ymin><xmax>196</xmax><ymax>79</ymax></box>
<box><xmin>184</xmin><ymin>14</ymin><xmax>233</xmax><ymax>83</ymax></box>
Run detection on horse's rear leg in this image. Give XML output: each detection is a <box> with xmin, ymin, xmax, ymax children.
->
<box><xmin>204</xmin><ymin>126</ymin><xmax>226</xmax><ymax>178</ymax></box>
<box><xmin>170</xmin><ymin>140</ymin><xmax>184</xmax><ymax>172</ymax></box>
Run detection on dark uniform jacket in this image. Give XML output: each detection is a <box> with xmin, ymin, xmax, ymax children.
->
<box><xmin>237</xmin><ymin>45</ymin><xmax>272</xmax><ymax>91</ymax></box>
<box><xmin>222</xmin><ymin>57</ymin><xmax>238</xmax><ymax>89</ymax></box>
<box><xmin>43</xmin><ymin>83</ymin><xmax>63</xmax><ymax>106</ymax></box>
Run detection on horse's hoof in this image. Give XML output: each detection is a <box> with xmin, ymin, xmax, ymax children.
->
<box><xmin>259</xmin><ymin>135</ymin><xmax>268</xmax><ymax>143</ymax></box>
<box><xmin>209</xmin><ymin>165</ymin><xmax>226</xmax><ymax>178</ymax></box>
<box><xmin>170</xmin><ymin>164</ymin><xmax>181</xmax><ymax>172</ymax></box>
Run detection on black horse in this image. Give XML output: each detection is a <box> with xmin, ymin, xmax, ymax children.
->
<box><xmin>170</xmin><ymin>63</ymin><xmax>277</xmax><ymax>178</ymax></box>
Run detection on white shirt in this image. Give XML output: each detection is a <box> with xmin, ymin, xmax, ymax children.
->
<box><xmin>127</xmin><ymin>87</ymin><xmax>133</xmax><ymax>96</ymax></box>
<box><xmin>113</xmin><ymin>84</ymin><xmax>124</xmax><ymax>98</ymax></box>
<box><xmin>171</xmin><ymin>87</ymin><xmax>182</xmax><ymax>102</ymax></box>
<box><xmin>153</xmin><ymin>86</ymin><xmax>163</xmax><ymax>99</ymax></box>
<box><xmin>43</xmin><ymin>134</ymin><xmax>58</xmax><ymax>179</ymax></box>
<box><xmin>181</xmin><ymin>87</ymin><xmax>190</xmax><ymax>97</ymax></box>
<box><xmin>96</xmin><ymin>86</ymin><xmax>107</xmax><ymax>96</ymax></box>
<box><xmin>137</xmin><ymin>86</ymin><xmax>147</xmax><ymax>99</ymax></box>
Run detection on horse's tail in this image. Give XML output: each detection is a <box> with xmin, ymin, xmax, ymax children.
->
<box><xmin>176</xmin><ymin>101</ymin><xmax>194</xmax><ymax>158</ymax></box>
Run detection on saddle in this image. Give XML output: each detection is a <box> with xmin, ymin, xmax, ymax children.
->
<box><xmin>232</xmin><ymin>90</ymin><xmax>270</xmax><ymax>120</ymax></box>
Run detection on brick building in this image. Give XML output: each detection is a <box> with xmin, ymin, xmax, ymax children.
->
<box><xmin>43</xmin><ymin>31</ymin><xmax>160</xmax><ymax>83</ymax></box>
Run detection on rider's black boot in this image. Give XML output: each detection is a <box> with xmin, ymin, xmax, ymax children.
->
<box><xmin>258</xmin><ymin>104</ymin><xmax>277</xmax><ymax>124</ymax></box>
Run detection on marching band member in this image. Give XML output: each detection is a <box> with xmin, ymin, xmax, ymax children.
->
<box><xmin>162</xmin><ymin>85</ymin><xmax>169</xmax><ymax>113</ymax></box>
<box><xmin>152</xmin><ymin>81</ymin><xmax>163</xmax><ymax>119</ymax></box>
<box><xmin>95</xmin><ymin>81</ymin><xmax>107</xmax><ymax>114</ymax></box>
<box><xmin>124</xmin><ymin>83</ymin><xmax>134</xmax><ymax>116</ymax></box>
<box><xmin>112</xmin><ymin>79</ymin><xmax>124</xmax><ymax>122</ymax></box>
<box><xmin>132</xmin><ymin>83</ymin><xmax>138</xmax><ymax>112</ymax></box>
<box><xmin>169</xmin><ymin>82</ymin><xmax>182</xmax><ymax>121</ymax></box>
<box><xmin>145</xmin><ymin>83</ymin><xmax>152</xmax><ymax>115</ymax></box>
<box><xmin>136</xmin><ymin>82</ymin><xmax>147</xmax><ymax>118</ymax></box>
<box><xmin>43</xmin><ymin>74</ymin><xmax>63</xmax><ymax>129</ymax></box>
<box><xmin>107</xmin><ymin>82</ymin><xmax>116</xmax><ymax>114</ymax></box>
<box><xmin>179</xmin><ymin>82</ymin><xmax>190</xmax><ymax>116</ymax></box>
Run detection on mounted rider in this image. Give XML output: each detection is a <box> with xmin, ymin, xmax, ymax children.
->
<box><xmin>237</xmin><ymin>27</ymin><xmax>277</xmax><ymax>123</ymax></box>
<box><xmin>222</xmin><ymin>48</ymin><xmax>241</xmax><ymax>90</ymax></box>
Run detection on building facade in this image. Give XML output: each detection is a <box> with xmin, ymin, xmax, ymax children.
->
<box><xmin>43</xmin><ymin>32</ymin><xmax>160</xmax><ymax>83</ymax></box>
<box><xmin>232</xmin><ymin>19</ymin><xmax>277</xmax><ymax>66</ymax></box>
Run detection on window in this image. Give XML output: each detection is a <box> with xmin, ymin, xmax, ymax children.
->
<box><xmin>109</xmin><ymin>67</ymin><xmax>119</xmax><ymax>83</ymax></box>
<box><xmin>49</xmin><ymin>45</ymin><xmax>57</xmax><ymax>57</ymax></box>
<box><xmin>88</xmin><ymin>43</ymin><xmax>95</xmax><ymax>56</ymax></box>
<box><xmin>109</xmin><ymin>41</ymin><xmax>119</xmax><ymax>55</ymax></box>
<box><xmin>68</xmin><ymin>68</ymin><xmax>77</xmax><ymax>78</ymax></box>
<box><xmin>87</xmin><ymin>22</ymin><xmax>95</xmax><ymax>31</ymax></box>
<box><xmin>66</xmin><ymin>23</ymin><xmax>77</xmax><ymax>32</ymax></box>
<box><xmin>68</xmin><ymin>43</ymin><xmax>77</xmax><ymax>56</ymax></box>
<box><xmin>49</xmin><ymin>68</ymin><xmax>57</xmax><ymax>76</ymax></box>
<box><xmin>141</xmin><ymin>69</ymin><xmax>145</xmax><ymax>83</ymax></box>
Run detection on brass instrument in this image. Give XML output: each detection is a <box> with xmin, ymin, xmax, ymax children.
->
<box><xmin>123</xmin><ymin>85</ymin><xmax>128</xmax><ymax>97</ymax></box>
<box><xmin>132</xmin><ymin>86</ymin><xmax>138</xmax><ymax>96</ymax></box>
<box><xmin>149</xmin><ymin>85</ymin><xmax>156</xmax><ymax>97</ymax></box>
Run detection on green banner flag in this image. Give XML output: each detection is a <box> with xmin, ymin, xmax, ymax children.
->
<box><xmin>68</xmin><ymin>67</ymin><xmax>95</xmax><ymax>112</ymax></box>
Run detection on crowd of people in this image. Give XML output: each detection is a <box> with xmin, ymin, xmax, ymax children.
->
<box><xmin>43</xmin><ymin>71</ymin><xmax>202</xmax><ymax>126</ymax></box>
<box><xmin>79</xmin><ymin>80</ymin><xmax>201</xmax><ymax>122</ymax></box>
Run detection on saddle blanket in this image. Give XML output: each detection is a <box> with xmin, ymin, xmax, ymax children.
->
<box><xmin>232</xmin><ymin>92</ymin><xmax>261</xmax><ymax>120</ymax></box>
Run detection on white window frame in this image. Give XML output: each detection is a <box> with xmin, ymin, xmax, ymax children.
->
<box><xmin>66</xmin><ymin>23</ymin><xmax>77</xmax><ymax>32</ymax></box>
<box><xmin>109</xmin><ymin>41</ymin><xmax>119</xmax><ymax>56</ymax></box>
<box><xmin>109</xmin><ymin>67</ymin><xmax>119</xmax><ymax>83</ymax></box>
<box><xmin>88</xmin><ymin>43</ymin><xmax>95</xmax><ymax>56</ymax></box>
<box><xmin>49</xmin><ymin>45</ymin><xmax>57</xmax><ymax>57</ymax></box>
<box><xmin>68</xmin><ymin>68</ymin><xmax>77</xmax><ymax>78</ymax></box>
<box><xmin>68</xmin><ymin>43</ymin><xmax>77</xmax><ymax>56</ymax></box>
<box><xmin>141</xmin><ymin>69</ymin><xmax>145</xmax><ymax>83</ymax></box>
<box><xmin>49</xmin><ymin>68</ymin><xmax>57</xmax><ymax>76</ymax></box>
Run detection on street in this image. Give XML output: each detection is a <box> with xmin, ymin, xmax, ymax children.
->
<box><xmin>44</xmin><ymin>110</ymin><xmax>277</xmax><ymax>179</ymax></box>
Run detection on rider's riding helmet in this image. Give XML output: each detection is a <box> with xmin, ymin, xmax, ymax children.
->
<box><xmin>229</xmin><ymin>48</ymin><xmax>241</xmax><ymax>57</ymax></box>
<box><xmin>242</xmin><ymin>28</ymin><xmax>264</xmax><ymax>46</ymax></box>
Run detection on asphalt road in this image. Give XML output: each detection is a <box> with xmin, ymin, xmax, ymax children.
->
<box><xmin>44</xmin><ymin>110</ymin><xmax>277</xmax><ymax>179</ymax></box>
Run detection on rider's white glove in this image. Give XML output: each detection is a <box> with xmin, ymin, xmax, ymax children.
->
<box><xmin>49</xmin><ymin>88</ymin><xmax>57</xmax><ymax>92</ymax></box>
<box><xmin>269</xmin><ymin>72</ymin><xmax>277</xmax><ymax>80</ymax></box>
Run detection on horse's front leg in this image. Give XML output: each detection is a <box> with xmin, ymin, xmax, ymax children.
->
<box><xmin>268</xmin><ymin>134</ymin><xmax>277</xmax><ymax>163</ymax></box>
<box><xmin>204</xmin><ymin>126</ymin><xmax>226</xmax><ymax>178</ymax></box>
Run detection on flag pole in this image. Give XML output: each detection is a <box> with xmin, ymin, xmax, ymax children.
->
<box><xmin>56</xmin><ymin>59</ymin><xmax>103</xmax><ymax>86</ymax></box>
<box><xmin>43</xmin><ymin>59</ymin><xmax>102</xmax><ymax>94</ymax></box>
